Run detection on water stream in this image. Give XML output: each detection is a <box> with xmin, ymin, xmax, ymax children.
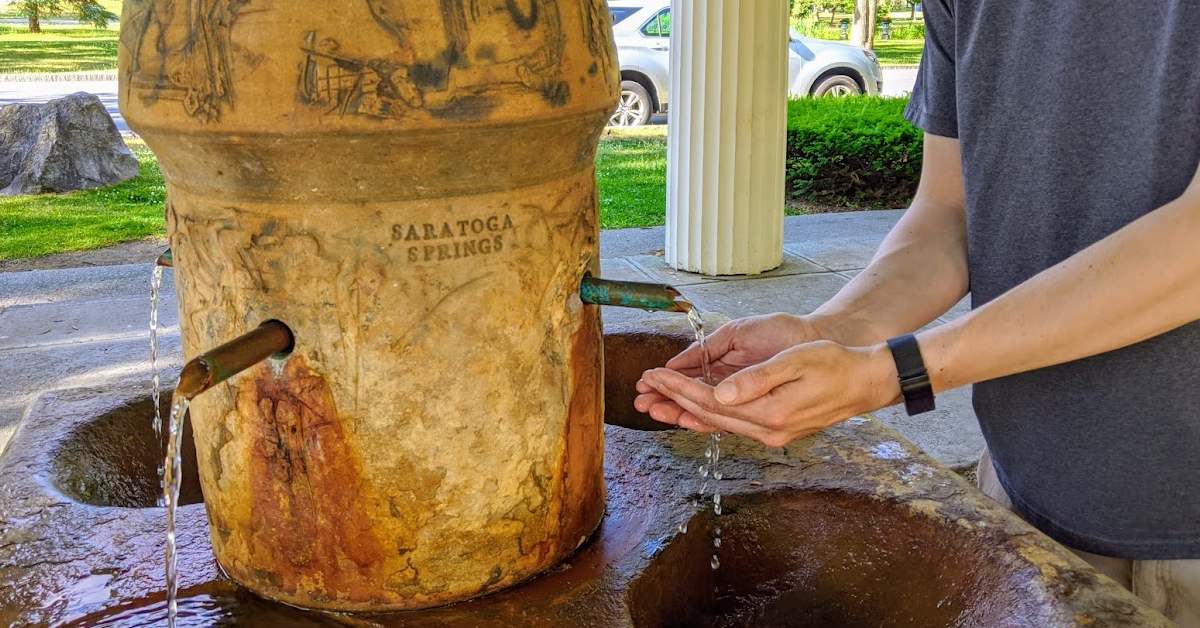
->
<box><xmin>150</xmin><ymin>265</ymin><xmax>165</xmax><ymax>507</ymax></box>
<box><xmin>163</xmin><ymin>394</ymin><xmax>191</xmax><ymax>628</ymax></box>
<box><xmin>684</xmin><ymin>306</ymin><xmax>723</xmax><ymax>572</ymax></box>
<box><xmin>151</xmin><ymin>263</ymin><xmax>187</xmax><ymax>625</ymax></box>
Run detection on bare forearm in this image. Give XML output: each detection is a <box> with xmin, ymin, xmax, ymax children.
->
<box><xmin>812</xmin><ymin>200</ymin><xmax>967</xmax><ymax>345</ymax></box>
<box><xmin>811</xmin><ymin>134</ymin><xmax>970</xmax><ymax>346</ymax></box>
<box><xmin>920</xmin><ymin>187</ymin><xmax>1200</xmax><ymax>391</ymax></box>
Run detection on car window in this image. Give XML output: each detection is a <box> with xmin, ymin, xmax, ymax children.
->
<box><xmin>641</xmin><ymin>9</ymin><xmax>671</xmax><ymax>37</ymax></box>
<box><xmin>610</xmin><ymin>7</ymin><xmax>639</xmax><ymax>24</ymax></box>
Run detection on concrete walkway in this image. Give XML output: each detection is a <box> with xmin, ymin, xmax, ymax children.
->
<box><xmin>0</xmin><ymin>210</ymin><xmax>983</xmax><ymax>469</ymax></box>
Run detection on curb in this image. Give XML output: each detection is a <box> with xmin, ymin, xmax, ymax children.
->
<box><xmin>0</xmin><ymin>70</ymin><xmax>117</xmax><ymax>82</ymax></box>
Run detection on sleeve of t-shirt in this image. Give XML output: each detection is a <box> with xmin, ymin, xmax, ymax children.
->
<box><xmin>904</xmin><ymin>0</ymin><xmax>958</xmax><ymax>138</ymax></box>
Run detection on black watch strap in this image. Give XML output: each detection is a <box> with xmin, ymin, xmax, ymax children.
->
<box><xmin>886</xmin><ymin>334</ymin><xmax>935</xmax><ymax>416</ymax></box>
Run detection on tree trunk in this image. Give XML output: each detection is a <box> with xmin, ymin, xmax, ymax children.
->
<box><xmin>850</xmin><ymin>0</ymin><xmax>869</xmax><ymax>47</ymax></box>
<box><xmin>910</xmin><ymin>3</ymin><xmax>916</xmax><ymax>20</ymax></box>
<box><xmin>28</xmin><ymin>8</ymin><xmax>41</xmax><ymax>33</ymax></box>
<box><xmin>828</xmin><ymin>8</ymin><xmax>836</xmax><ymax>25</ymax></box>
<box><xmin>866</xmin><ymin>0</ymin><xmax>878</xmax><ymax>49</ymax></box>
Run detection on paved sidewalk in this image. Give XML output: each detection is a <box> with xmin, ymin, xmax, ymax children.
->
<box><xmin>0</xmin><ymin>210</ymin><xmax>983</xmax><ymax>469</ymax></box>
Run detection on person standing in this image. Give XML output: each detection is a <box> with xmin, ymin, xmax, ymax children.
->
<box><xmin>634</xmin><ymin>1</ymin><xmax>1200</xmax><ymax>623</ymax></box>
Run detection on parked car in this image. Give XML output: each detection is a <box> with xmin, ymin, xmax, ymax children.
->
<box><xmin>608</xmin><ymin>0</ymin><xmax>884</xmax><ymax>126</ymax></box>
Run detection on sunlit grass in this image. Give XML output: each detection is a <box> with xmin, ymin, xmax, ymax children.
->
<box><xmin>596</xmin><ymin>126</ymin><xmax>668</xmax><ymax>229</ymax></box>
<box><xmin>0</xmin><ymin>24</ymin><xmax>119</xmax><ymax>74</ymax></box>
<box><xmin>0</xmin><ymin>130</ymin><xmax>673</xmax><ymax>260</ymax></box>
<box><xmin>873</xmin><ymin>39</ymin><xmax>924</xmax><ymax>66</ymax></box>
<box><xmin>0</xmin><ymin>139</ymin><xmax>165</xmax><ymax>260</ymax></box>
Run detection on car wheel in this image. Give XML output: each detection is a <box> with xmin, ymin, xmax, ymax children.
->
<box><xmin>610</xmin><ymin>81</ymin><xmax>653</xmax><ymax>127</ymax></box>
<box><xmin>812</xmin><ymin>74</ymin><xmax>862</xmax><ymax>97</ymax></box>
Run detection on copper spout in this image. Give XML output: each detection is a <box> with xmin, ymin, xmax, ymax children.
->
<box><xmin>579</xmin><ymin>275</ymin><xmax>691</xmax><ymax>313</ymax></box>
<box><xmin>156</xmin><ymin>249</ymin><xmax>173</xmax><ymax>268</ymax></box>
<box><xmin>176</xmin><ymin>321</ymin><xmax>294</xmax><ymax>400</ymax></box>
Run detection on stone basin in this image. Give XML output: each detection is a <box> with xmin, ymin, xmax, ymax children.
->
<box><xmin>0</xmin><ymin>320</ymin><xmax>1170</xmax><ymax>626</ymax></box>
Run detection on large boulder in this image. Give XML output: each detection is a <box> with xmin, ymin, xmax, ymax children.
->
<box><xmin>0</xmin><ymin>92</ymin><xmax>139</xmax><ymax>196</ymax></box>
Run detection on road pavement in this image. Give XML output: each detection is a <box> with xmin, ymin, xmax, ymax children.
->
<box><xmin>0</xmin><ymin>78</ymin><xmax>125</xmax><ymax>130</ymax></box>
<box><xmin>0</xmin><ymin>67</ymin><xmax>919</xmax><ymax>134</ymax></box>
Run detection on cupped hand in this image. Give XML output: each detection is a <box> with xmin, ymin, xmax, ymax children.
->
<box><xmin>664</xmin><ymin>313</ymin><xmax>827</xmax><ymax>381</ymax></box>
<box><xmin>635</xmin><ymin>340</ymin><xmax>901</xmax><ymax>447</ymax></box>
<box><xmin>635</xmin><ymin>313</ymin><xmax>830</xmax><ymax>423</ymax></box>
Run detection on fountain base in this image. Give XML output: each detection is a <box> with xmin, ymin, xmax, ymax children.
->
<box><xmin>0</xmin><ymin>321</ymin><xmax>1171</xmax><ymax>626</ymax></box>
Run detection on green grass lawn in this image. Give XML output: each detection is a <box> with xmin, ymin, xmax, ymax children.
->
<box><xmin>0</xmin><ymin>23</ymin><xmax>119</xmax><ymax>73</ymax></box>
<box><xmin>596</xmin><ymin>127</ymin><xmax>668</xmax><ymax>229</ymax></box>
<box><xmin>0</xmin><ymin>139</ymin><xmax>166</xmax><ymax>260</ymax></box>
<box><xmin>0</xmin><ymin>131</ymin><xmax>674</xmax><ymax>261</ymax></box>
<box><xmin>873</xmin><ymin>39</ymin><xmax>923</xmax><ymax>66</ymax></box>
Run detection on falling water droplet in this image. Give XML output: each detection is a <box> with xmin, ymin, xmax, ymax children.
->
<box><xmin>686</xmin><ymin>307</ymin><xmax>724</xmax><ymax>577</ymax></box>
<box><xmin>163</xmin><ymin>394</ymin><xmax>191</xmax><ymax>628</ymax></box>
<box><xmin>149</xmin><ymin>265</ymin><xmax>164</xmax><ymax>507</ymax></box>
<box><xmin>677</xmin><ymin>521</ymin><xmax>688</xmax><ymax>534</ymax></box>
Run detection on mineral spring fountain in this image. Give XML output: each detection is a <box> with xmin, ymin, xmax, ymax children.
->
<box><xmin>0</xmin><ymin>1</ymin><xmax>1177</xmax><ymax>626</ymax></box>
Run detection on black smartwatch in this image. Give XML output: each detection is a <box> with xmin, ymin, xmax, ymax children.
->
<box><xmin>886</xmin><ymin>334</ymin><xmax>935</xmax><ymax>416</ymax></box>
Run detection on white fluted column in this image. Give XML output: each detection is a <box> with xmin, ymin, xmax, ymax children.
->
<box><xmin>666</xmin><ymin>0</ymin><xmax>788</xmax><ymax>275</ymax></box>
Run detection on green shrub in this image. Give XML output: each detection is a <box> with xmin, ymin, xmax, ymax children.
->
<box><xmin>791</xmin><ymin>14</ymin><xmax>924</xmax><ymax>42</ymax></box>
<box><xmin>786</xmin><ymin>97</ymin><xmax>922</xmax><ymax>208</ymax></box>
<box><xmin>791</xmin><ymin>14</ymin><xmax>848</xmax><ymax>40</ymax></box>
<box><xmin>883</xmin><ymin>20</ymin><xmax>925</xmax><ymax>40</ymax></box>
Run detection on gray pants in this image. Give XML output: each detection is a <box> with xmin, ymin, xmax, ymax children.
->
<box><xmin>978</xmin><ymin>449</ymin><xmax>1200</xmax><ymax>627</ymax></box>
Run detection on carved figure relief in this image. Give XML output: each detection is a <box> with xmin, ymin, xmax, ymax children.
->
<box><xmin>298</xmin><ymin>0</ymin><xmax>570</xmax><ymax>121</ymax></box>
<box><xmin>580</xmin><ymin>0</ymin><xmax>614</xmax><ymax>80</ymax></box>
<box><xmin>122</xmin><ymin>0</ymin><xmax>251</xmax><ymax>122</ymax></box>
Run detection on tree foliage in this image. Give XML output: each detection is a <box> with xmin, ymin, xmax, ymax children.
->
<box><xmin>12</xmin><ymin>0</ymin><xmax>117</xmax><ymax>33</ymax></box>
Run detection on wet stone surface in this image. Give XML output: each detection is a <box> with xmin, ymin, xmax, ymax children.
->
<box><xmin>0</xmin><ymin>323</ymin><xmax>1172</xmax><ymax>626</ymax></box>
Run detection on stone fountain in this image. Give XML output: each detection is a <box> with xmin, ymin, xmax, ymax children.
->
<box><xmin>0</xmin><ymin>320</ymin><xmax>1173</xmax><ymax>625</ymax></box>
<box><xmin>0</xmin><ymin>0</ymin><xmax>1175</xmax><ymax>625</ymax></box>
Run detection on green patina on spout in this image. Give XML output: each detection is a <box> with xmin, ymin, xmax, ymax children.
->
<box><xmin>157</xmin><ymin>249</ymin><xmax>173</xmax><ymax>268</ymax></box>
<box><xmin>579</xmin><ymin>275</ymin><xmax>691</xmax><ymax>313</ymax></box>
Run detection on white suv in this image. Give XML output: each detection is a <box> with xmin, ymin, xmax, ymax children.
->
<box><xmin>609</xmin><ymin>0</ymin><xmax>884</xmax><ymax>126</ymax></box>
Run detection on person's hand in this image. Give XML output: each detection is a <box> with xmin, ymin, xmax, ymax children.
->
<box><xmin>634</xmin><ymin>313</ymin><xmax>839</xmax><ymax>423</ymax></box>
<box><xmin>659</xmin><ymin>313</ymin><xmax>828</xmax><ymax>382</ymax></box>
<box><xmin>636</xmin><ymin>340</ymin><xmax>901</xmax><ymax>447</ymax></box>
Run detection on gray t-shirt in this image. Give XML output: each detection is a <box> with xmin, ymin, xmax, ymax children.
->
<box><xmin>905</xmin><ymin>0</ymin><xmax>1200</xmax><ymax>558</ymax></box>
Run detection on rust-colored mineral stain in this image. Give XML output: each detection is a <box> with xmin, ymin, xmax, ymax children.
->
<box><xmin>559</xmin><ymin>304</ymin><xmax>606</xmax><ymax>546</ymax></box>
<box><xmin>232</xmin><ymin>357</ymin><xmax>384</xmax><ymax>603</ymax></box>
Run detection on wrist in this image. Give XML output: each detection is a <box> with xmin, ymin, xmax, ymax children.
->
<box><xmin>915</xmin><ymin>320</ymin><xmax>968</xmax><ymax>393</ymax></box>
<box><xmin>808</xmin><ymin>312</ymin><xmax>889</xmax><ymax>347</ymax></box>
<box><xmin>865</xmin><ymin>342</ymin><xmax>903</xmax><ymax>408</ymax></box>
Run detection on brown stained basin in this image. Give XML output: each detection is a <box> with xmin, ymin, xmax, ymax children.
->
<box><xmin>49</xmin><ymin>397</ymin><xmax>203</xmax><ymax>508</ymax></box>
<box><xmin>632</xmin><ymin>490</ymin><xmax>1045</xmax><ymax>627</ymax></box>
<box><xmin>0</xmin><ymin>319</ymin><xmax>1172</xmax><ymax>626</ymax></box>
